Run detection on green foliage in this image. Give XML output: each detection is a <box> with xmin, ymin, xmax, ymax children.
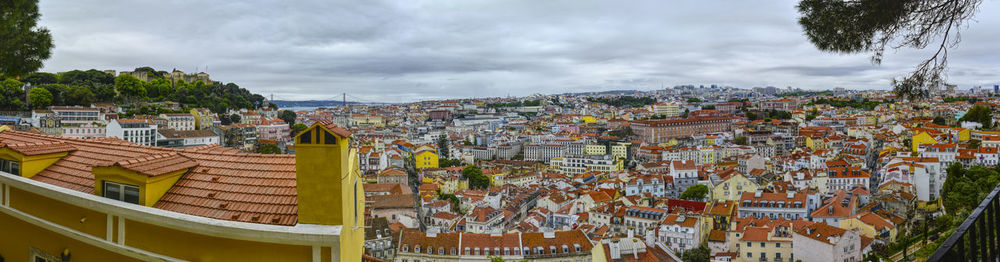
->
<box><xmin>0</xmin><ymin>0</ymin><xmax>54</xmax><ymax>77</ymax></box>
<box><xmin>229</xmin><ymin>114</ymin><xmax>242</xmax><ymax>124</ymax></box>
<box><xmin>35</xmin><ymin>83</ymin><xmax>68</xmax><ymax>105</ymax></box>
<box><xmin>4</xmin><ymin>67</ymin><xmax>264</xmax><ymax>113</ymax></box>
<box><xmin>806</xmin><ymin>111</ymin><xmax>820</xmax><ymax>121</ymax></box>
<box><xmin>114</xmin><ymin>74</ymin><xmax>146</xmax><ymax>102</ymax></box>
<box><xmin>680</xmin><ymin>244</ymin><xmax>711</xmax><ymax>262</ymax></box>
<box><xmin>461</xmin><ymin>166</ymin><xmax>490</xmax><ymax>189</ymax></box>
<box><xmin>679</xmin><ymin>184</ymin><xmax>709</xmax><ymax>200</ymax></box>
<box><xmin>797</xmin><ymin>0</ymin><xmax>982</xmax><ymax>101</ymax></box>
<box><xmin>64</xmin><ymin>85</ymin><xmax>96</xmax><ymax>106</ymax></box>
<box><xmin>438</xmin><ymin>192</ymin><xmax>463</xmax><ymax>213</ymax></box>
<box><xmin>686</xmin><ymin>97</ymin><xmax>702</xmax><ymax>103</ymax></box>
<box><xmin>291</xmin><ymin>123</ymin><xmax>308</xmax><ymax>137</ymax></box>
<box><xmin>932</xmin><ymin>116</ymin><xmax>946</xmax><ymax>125</ymax></box>
<box><xmin>734</xmin><ymin>136</ymin><xmax>748</xmax><ymax>145</ymax></box>
<box><xmin>22</xmin><ymin>72</ymin><xmax>57</xmax><ymax>85</ymax></box>
<box><xmin>436</xmin><ymin>135</ymin><xmax>450</xmax><ymax>158</ymax></box>
<box><xmin>27</xmin><ymin>87</ymin><xmax>52</xmax><ymax>109</ymax></box>
<box><xmin>764</xmin><ymin>109</ymin><xmax>792</xmax><ymax>120</ymax></box>
<box><xmin>586</xmin><ymin>96</ymin><xmax>657</xmax><ymax>108</ymax></box>
<box><xmin>0</xmin><ymin>79</ymin><xmax>26</xmax><ymax>110</ymax></box>
<box><xmin>942</xmin><ymin>163</ymin><xmax>1000</xmax><ymax>213</ymax></box>
<box><xmin>607</xmin><ymin>127</ymin><xmax>634</xmax><ymax>138</ymax></box>
<box><xmin>968</xmin><ymin>139</ymin><xmax>981</xmax><ymax>149</ymax></box>
<box><xmin>701</xmin><ymin>105</ymin><xmax>716</xmax><ymax>110</ymax></box>
<box><xmin>746</xmin><ymin>111</ymin><xmax>760</xmax><ymax>120</ymax></box>
<box><xmin>440</xmin><ymin>158</ymin><xmax>464</xmax><ymax>168</ymax></box>
<box><xmin>959</xmin><ymin>104</ymin><xmax>992</xmax><ymax>129</ymax></box>
<box><xmin>256</xmin><ymin>144</ymin><xmax>282</xmax><ymax>154</ymax></box>
<box><xmin>279</xmin><ymin>110</ymin><xmax>297</xmax><ymax>125</ymax></box>
<box><xmin>809</xmin><ymin>98</ymin><xmax>883</xmax><ymax>110</ymax></box>
<box><xmin>943</xmin><ymin>96</ymin><xmax>976</xmax><ymax>103</ymax></box>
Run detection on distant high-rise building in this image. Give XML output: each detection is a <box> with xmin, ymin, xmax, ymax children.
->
<box><xmin>994</xmin><ymin>84</ymin><xmax>999</xmax><ymax>94</ymax></box>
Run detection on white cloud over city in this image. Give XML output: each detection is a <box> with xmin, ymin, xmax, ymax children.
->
<box><xmin>37</xmin><ymin>0</ymin><xmax>1000</xmax><ymax>102</ymax></box>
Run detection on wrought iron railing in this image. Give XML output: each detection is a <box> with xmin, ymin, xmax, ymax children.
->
<box><xmin>926</xmin><ymin>184</ymin><xmax>1000</xmax><ymax>261</ymax></box>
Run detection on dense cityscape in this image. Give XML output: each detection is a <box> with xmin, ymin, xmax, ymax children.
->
<box><xmin>4</xmin><ymin>0</ymin><xmax>1000</xmax><ymax>261</ymax></box>
<box><xmin>3</xmin><ymin>73</ymin><xmax>1000</xmax><ymax>261</ymax></box>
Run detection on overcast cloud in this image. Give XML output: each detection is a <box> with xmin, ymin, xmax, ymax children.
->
<box><xmin>36</xmin><ymin>0</ymin><xmax>1000</xmax><ymax>102</ymax></box>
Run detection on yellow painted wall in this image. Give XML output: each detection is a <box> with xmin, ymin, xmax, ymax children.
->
<box><xmin>958</xmin><ymin>129</ymin><xmax>971</xmax><ymax>142</ymax></box>
<box><xmin>294</xmin><ymin>123</ymin><xmax>365</xmax><ymax>262</ymax></box>
<box><xmin>415</xmin><ymin>150</ymin><xmax>439</xmax><ymax>170</ymax></box>
<box><xmin>125</xmin><ymin>220</ymin><xmax>314</xmax><ymax>261</ymax></box>
<box><xmin>584</xmin><ymin>144</ymin><xmax>606</xmax><ymax>155</ymax></box>
<box><xmin>711</xmin><ymin>174</ymin><xmax>759</xmax><ymax>201</ymax></box>
<box><xmin>912</xmin><ymin>132</ymin><xmax>937</xmax><ymax>152</ymax></box>
<box><xmin>8</xmin><ymin>187</ymin><xmax>108</xmax><ymax>239</ymax></box>
<box><xmin>92</xmin><ymin>167</ymin><xmax>186</xmax><ymax>207</ymax></box>
<box><xmin>0</xmin><ymin>212</ymin><xmax>141</xmax><ymax>262</ymax></box>
<box><xmin>0</xmin><ymin>148</ymin><xmax>68</xmax><ymax>178</ymax></box>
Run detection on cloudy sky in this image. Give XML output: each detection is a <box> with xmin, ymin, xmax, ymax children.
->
<box><xmin>36</xmin><ymin>0</ymin><xmax>1000</xmax><ymax>102</ymax></box>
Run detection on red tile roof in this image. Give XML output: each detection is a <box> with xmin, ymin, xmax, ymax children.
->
<box><xmin>101</xmin><ymin>152</ymin><xmax>199</xmax><ymax>177</ymax></box>
<box><xmin>0</xmin><ymin>130</ymin><xmax>299</xmax><ymax>225</ymax></box>
<box><xmin>316</xmin><ymin>120</ymin><xmax>352</xmax><ymax>137</ymax></box>
<box><xmin>0</xmin><ymin>141</ymin><xmax>75</xmax><ymax>156</ymax></box>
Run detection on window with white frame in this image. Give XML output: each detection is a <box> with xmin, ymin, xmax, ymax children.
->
<box><xmin>103</xmin><ymin>181</ymin><xmax>140</xmax><ymax>204</ymax></box>
<box><xmin>0</xmin><ymin>158</ymin><xmax>20</xmax><ymax>175</ymax></box>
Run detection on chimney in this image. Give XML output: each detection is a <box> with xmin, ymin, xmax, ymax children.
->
<box><xmin>293</xmin><ymin>121</ymin><xmax>364</xmax><ymax>261</ymax></box>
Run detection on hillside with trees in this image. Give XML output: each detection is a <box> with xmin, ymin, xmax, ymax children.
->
<box><xmin>0</xmin><ymin>67</ymin><xmax>265</xmax><ymax>113</ymax></box>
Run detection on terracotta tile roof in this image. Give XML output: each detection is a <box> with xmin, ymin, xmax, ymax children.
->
<box><xmin>0</xmin><ymin>141</ymin><xmax>75</xmax><ymax>156</ymax></box>
<box><xmin>316</xmin><ymin>120</ymin><xmax>352</xmax><ymax>137</ymax></box>
<box><xmin>795</xmin><ymin>222</ymin><xmax>849</xmax><ymax>246</ymax></box>
<box><xmin>369</xmin><ymin>194</ymin><xmax>416</xmax><ymax>209</ymax></box>
<box><xmin>708</xmin><ymin>229</ymin><xmax>726</xmax><ymax>242</ymax></box>
<box><xmin>100</xmin><ymin>152</ymin><xmax>198</xmax><ymax>177</ymax></box>
<box><xmin>740</xmin><ymin>226</ymin><xmax>771</xmax><ymax>242</ymax></box>
<box><xmin>521</xmin><ymin>230</ymin><xmax>594</xmax><ymax>254</ymax></box>
<box><xmin>661</xmin><ymin>213</ymin><xmax>698</xmax><ymax>227</ymax></box>
<box><xmin>0</xmin><ymin>130</ymin><xmax>299</xmax><ymax>226</ymax></box>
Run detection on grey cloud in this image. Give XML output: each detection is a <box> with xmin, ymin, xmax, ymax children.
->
<box><xmin>35</xmin><ymin>0</ymin><xmax>1000</xmax><ymax>102</ymax></box>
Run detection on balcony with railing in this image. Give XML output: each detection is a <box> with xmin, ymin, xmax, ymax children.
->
<box><xmin>927</xmin><ymin>184</ymin><xmax>1000</xmax><ymax>261</ymax></box>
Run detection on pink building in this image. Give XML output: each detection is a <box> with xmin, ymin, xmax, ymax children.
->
<box><xmin>255</xmin><ymin>117</ymin><xmax>290</xmax><ymax>144</ymax></box>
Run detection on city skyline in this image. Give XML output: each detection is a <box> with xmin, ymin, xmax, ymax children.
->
<box><xmin>37</xmin><ymin>0</ymin><xmax>1000</xmax><ymax>102</ymax></box>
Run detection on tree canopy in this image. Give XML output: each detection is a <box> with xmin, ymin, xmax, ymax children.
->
<box><xmin>1</xmin><ymin>67</ymin><xmax>266</xmax><ymax>113</ymax></box>
<box><xmin>942</xmin><ymin>163</ymin><xmax>1000</xmax><ymax>213</ymax></box>
<box><xmin>679</xmin><ymin>184</ymin><xmax>709</xmax><ymax>200</ymax></box>
<box><xmin>0</xmin><ymin>0</ymin><xmax>54</xmax><ymax>77</ymax></box>
<box><xmin>797</xmin><ymin>0</ymin><xmax>983</xmax><ymax>100</ymax></box>
<box><xmin>279</xmin><ymin>110</ymin><xmax>297</xmax><ymax>125</ymax></box>
<box><xmin>461</xmin><ymin>166</ymin><xmax>491</xmax><ymax>189</ymax></box>
<box><xmin>959</xmin><ymin>104</ymin><xmax>992</xmax><ymax>129</ymax></box>
<box><xmin>27</xmin><ymin>86</ymin><xmax>52</xmax><ymax>109</ymax></box>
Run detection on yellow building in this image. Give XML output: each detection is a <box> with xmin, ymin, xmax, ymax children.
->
<box><xmin>711</xmin><ymin>173</ymin><xmax>759</xmax><ymax>201</ymax></box>
<box><xmin>584</xmin><ymin>144</ymin><xmax>606</xmax><ymax>155</ymax></box>
<box><xmin>482</xmin><ymin>168</ymin><xmax>508</xmax><ymax>186</ymax></box>
<box><xmin>580</xmin><ymin>116</ymin><xmax>597</xmax><ymax>124</ymax></box>
<box><xmin>0</xmin><ymin>120</ymin><xmax>365</xmax><ymax>261</ymax></box>
<box><xmin>912</xmin><ymin>132</ymin><xmax>937</xmax><ymax>152</ymax></box>
<box><xmin>610</xmin><ymin>143</ymin><xmax>628</xmax><ymax>160</ymax></box>
<box><xmin>352</xmin><ymin>114</ymin><xmax>385</xmax><ymax>127</ymax></box>
<box><xmin>957</xmin><ymin>128</ymin><xmax>971</xmax><ymax>142</ymax></box>
<box><xmin>415</xmin><ymin>149</ymin><xmax>439</xmax><ymax>170</ymax></box>
<box><xmin>805</xmin><ymin>136</ymin><xmax>826</xmax><ymax>150</ymax></box>
<box><xmin>839</xmin><ymin>212</ymin><xmax>897</xmax><ymax>242</ymax></box>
